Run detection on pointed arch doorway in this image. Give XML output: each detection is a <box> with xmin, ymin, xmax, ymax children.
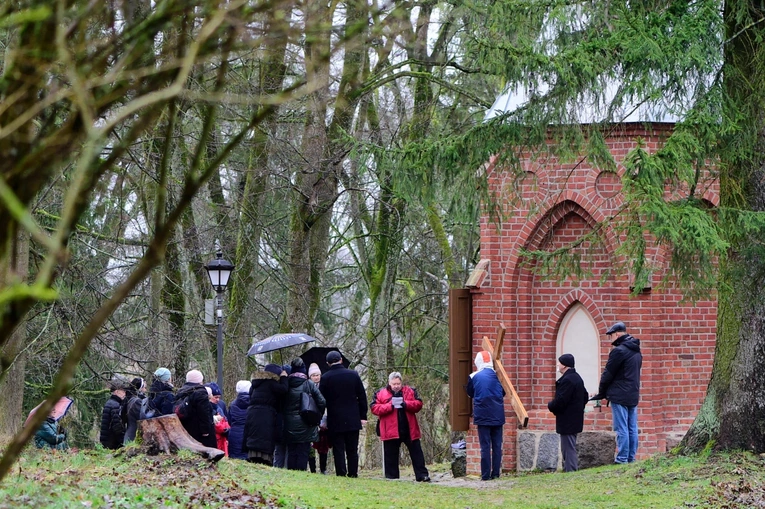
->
<box><xmin>556</xmin><ymin>302</ymin><xmax>600</xmax><ymax>395</ymax></box>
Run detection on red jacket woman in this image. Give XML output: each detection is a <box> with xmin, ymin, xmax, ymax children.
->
<box><xmin>372</xmin><ymin>385</ymin><xmax>423</xmax><ymax>441</ymax></box>
<box><xmin>370</xmin><ymin>373</ymin><xmax>430</xmax><ymax>482</ymax></box>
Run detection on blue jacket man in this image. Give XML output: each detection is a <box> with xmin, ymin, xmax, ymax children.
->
<box><xmin>466</xmin><ymin>351</ymin><xmax>505</xmax><ymax>480</ymax></box>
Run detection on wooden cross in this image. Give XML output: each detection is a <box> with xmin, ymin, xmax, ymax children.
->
<box><xmin>482</xmin><ymin>323</ymin><xmax>529</xmax><ymax>428</ymax></box>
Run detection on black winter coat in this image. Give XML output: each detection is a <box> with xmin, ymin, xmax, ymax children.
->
<box><xmin>283</xmin><ymin>374</ymin><xmax>326</xmax><ymax>444</ymax></box>
<box><xmin>318</xmin><ymin>364</ymin><xmax>367</xmax><ymax>433</ymax></box>
<box><xmin>595</xmin><ymin>334</ymin><xmax>643</xmax><ymax>406</ymax></box>
<box><xmin>547</xmin><ymin>368</ymin><xmax>588</xmax><ymax>435</ymax></box>
<box><xmin>148</xmin><ymin>379</ymin><xmax>175</xmax><ymax>416</ymax></box>
<box><xmin>99</xmin><ymin>394</ymin><xmax>126</xmax><ymax>449</ymax></box>
<box><xmin>244</xmin><ymin>370</ymin><xmax>288</xmax><ymax>455</ymax></box>
<box><xmin>228</xmin><ymin>392</ymin><xmax>249</xmax><ymax>460</ymax></box>
<box><xmin>175</xmin><ymin>383</ymin><xmax>216</xmax><ymax>448</ymax></box>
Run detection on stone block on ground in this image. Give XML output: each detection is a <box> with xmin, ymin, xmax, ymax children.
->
<box><xmin>536</xmin><ymin>433</ymin><xmax>559</xmax><ymax>471</ymax></box>
<box><xmin>577</xmin><ymin>431</ymin><xmax>615</xmax><ymax>469</ymax></box>
<box><xmin>518</xmin><ymin>431</ymin><xmax>537</xmax><ymax>470</ymax></box>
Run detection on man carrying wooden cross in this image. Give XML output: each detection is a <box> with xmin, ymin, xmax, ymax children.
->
<box><xmin>466</xmin><ymin>351</ymin><xmax>505</xmax><ymax>481</ymax></box>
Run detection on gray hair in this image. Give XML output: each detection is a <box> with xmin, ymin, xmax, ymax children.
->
<box><xmin>388</xmin><ymin>371</ymin><xmax>403</xmax><ymax>383</ymax></box>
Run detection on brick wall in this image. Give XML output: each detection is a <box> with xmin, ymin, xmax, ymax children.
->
<box><xmin>466</xmin><ymin>123</ymin><xmax>718</xmax><ymax>473</ymax></box>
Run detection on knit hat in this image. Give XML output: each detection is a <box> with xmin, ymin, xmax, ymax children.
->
<box><xmin>153</xmin><ymin>367</ymin><xmax>172</xmax><ymax>382</ymax></box>
<box><xmin>558</xmin><ymin>353</ymin><xmax>575</xmax><ymax>368</ymax></box>
<box><xmin>265</xmin><ymin>364</ymin><xmax>283</xmax><ymax>376</ymax></box>
<box><xmin>186</xmin><ymin>369</ymin><xmax>204</xmax><ymax>384</ymax></box>
<box><xmin>326</xmin><ymin>350</ymin><xmax>342</xmax><ymax>364</ymax></box>
<box><xmin>130</xmin><ymin>377</ymin><xmax>145</xmax><ymax>392</ymax></box>
<box><xmin>474</xmin><ymin>351</ymin><xmax>493</xmax><ymax>371</ymax></box>
<box><xmin>290</xmin><ymin>357</ymin><xmax>306</xmax><ymax>375</ymax></box>
<box><xmin>308</xmin><ymin>363</ymin><xmax>321</xmax><ymax>376</ymax></box>
<box><xmin>282</xmin><ymin>364</ymin><xmax>292</xmax><ymax>375</ymax></box>
<box><xmin>206</xmin><ymin>382</ymin><xmax>222</xmax><ymax>396</ymax></box>
<box><xmin>236</xmin><ymin>380</ymin><xmax>252</xmax><ymax>393</ymax></box>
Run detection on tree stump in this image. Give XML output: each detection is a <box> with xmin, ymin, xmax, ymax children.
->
<box><xmin>138</xmin><ymin>414</ymin><xmax>225</xmax><ymax>462</ymax></box>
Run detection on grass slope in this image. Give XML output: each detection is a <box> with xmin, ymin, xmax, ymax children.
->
<box><xmin>0</xmin><ymin>448</ymin><xmax>763</xmax><ymax>508</ymax></box>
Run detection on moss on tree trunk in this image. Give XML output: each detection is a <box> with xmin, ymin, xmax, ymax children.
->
<box><xmin>681</xmin><ymin>0</ymin><xmax>765</xmax><ymax>454</ymax></box>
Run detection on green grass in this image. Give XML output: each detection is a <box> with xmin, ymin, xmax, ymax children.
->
<box><xmin>0</xmin><ymin>448</ymin><xmax>763</xmax><ymax>508</ymax></box>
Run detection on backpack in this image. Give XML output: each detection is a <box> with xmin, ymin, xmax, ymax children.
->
<box><xmin>126</xmin><ymin>396</ymin><xmax>141</xmax><ymax>420</ymax></box>
<box><xmin>139</xmin><ymin>397</ymin><xmax>158</xmax><ymax>420</ymax></box>
<box><xmin>173</xmin><ymin>393</ymin><xmax>191</xmax><ymax>420</ymax></box>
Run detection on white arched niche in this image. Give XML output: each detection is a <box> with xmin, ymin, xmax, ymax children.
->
<box><xmin>556</xmin><ymin>302</ymin><xmax>600</xmax><ymax>397</ymax></box>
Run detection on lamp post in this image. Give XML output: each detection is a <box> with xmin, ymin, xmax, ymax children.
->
<box><xmin>204</xmin><ymin>240</ymin><xmax>235</xmax><ymax>390</ymax></box>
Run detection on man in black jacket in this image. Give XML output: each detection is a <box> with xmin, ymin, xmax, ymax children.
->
<box><xmin>548</xmin><ymin>354</ymin><xmax>588</xmax><ymax>472</ymax></box>
<box><xmin>318</xmin><ymin>351</ymin><xmax>367</xmax><ymax>477</ymax></box>
<box><xmin>591</xmin><ymin>321</ymin><xmax>643</xmax><ymax>464</ymax></box>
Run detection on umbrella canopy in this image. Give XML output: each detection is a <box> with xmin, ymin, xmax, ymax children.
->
<box><xmin>25</xmin><ymin>397</ymin><xmax>73</xmax><ymax>427</ymax></box>
<box><xmin>247</xmin><ymin>333</ymin><xmax>317</xmax><ymax>356</ymax></box>
<box><xmin>299</xmin><ymin>346</ymin><xmax>350</xmax><ymax>374</ymax></box>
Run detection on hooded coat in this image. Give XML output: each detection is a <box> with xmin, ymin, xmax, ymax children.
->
<box><xmin>547</xmin><ymin>367</ymin><xmax>589</xmax><ymax>435</ymax></box>
<box><xmin>35</xmin><ymin>417</ymin><xmax>68</xmax><ymax>450</ymax></box>
<box><xmin>283</xmin><ymin>374</ymin><xmax>326</xmax><ymax>444</ymax></box>
<box><xmin>175</xmin><ymin>383</ymin><xmax>216</xmax><ymax>448</ymax></box>
<box><xmin>466</xmin><ymin>353</ymin><xmax>506</xmax><ymax>426</ymax></box>
<box><xmin>228</xmin><ymin>391</ymin><xmax>250</xmax><ymax>460</ymax></box>
<box><xmin>148</xmin><ymin>379</ymin><xmax>175</xmax><ymax>416</ymax></box>
<box><xmin>595</xmin><ymin>333</ymin><xmax>643</xmax><ymax>406</ymax></box>
<box><xmin>244</xmin><ymin>370</ymin><xmax>288</xmax><ymax>455</ymax></box>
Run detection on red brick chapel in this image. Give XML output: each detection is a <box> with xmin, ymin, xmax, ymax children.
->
<box><xmin>458</xmin><ymin>122</ymin><xmax>718</xmax><ymax>473</ymax></box>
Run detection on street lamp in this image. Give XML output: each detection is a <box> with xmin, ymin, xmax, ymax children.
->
<box><xmin>204</xmin><ymin>240</ymin><xmax>235</xmax><ymax>390</ymax></box>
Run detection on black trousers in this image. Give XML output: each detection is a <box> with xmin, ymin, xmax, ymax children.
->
<box><xmin>308</xmin><ymin>451</ymin><xmax>328</xmax><ymax>473</ymax></box>
<box><xmin>286</xmin><ymin>442</ymin><xmax>311</xmax><ymax>471</ymax></box>
<box><xmin>330</xmin><ymin>430</ymin><xmax>360</xmax><ymax>477</ymax></box>
<box><xmin>383</xmin><ymin>438</ymin><xmax>429</xmax><ymax>481</ymax></box>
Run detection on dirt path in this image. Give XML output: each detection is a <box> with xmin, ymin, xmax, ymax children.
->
<box><xmin>376</xmin><ymin>471</ymin><xmax>515</xmax><ymax>489</ymax></box>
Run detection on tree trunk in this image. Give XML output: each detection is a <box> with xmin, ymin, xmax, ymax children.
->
<box><xmin>139</xmin><ymin>415</ymin><xmax>225</xmax><ymax>461</ymax></box>
<box><xmin>0</xmin><ymin>230</ymin><xmax>29</xmax><ymax>441</ymax></box>
<box><xmin>282</xmin><ymin>0</ymin><xmax>332</xmax><ymax>334</ymax></box>
<box><xmin>681</xmin><ymin>0</ymin><xmax>765</xmax><ymax>453</ymax></box>
<box><xmin>162</xmin><ymin>231</ymin><xmax>187</xmax><ymax>379</ymax></box>
<box><xmin>226</xmin><ymin>11</ymin><xmax>289</xmax><ymax>391</ymax></box>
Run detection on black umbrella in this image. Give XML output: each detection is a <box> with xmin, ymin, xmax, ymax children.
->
<box><xmin>299</xmin><ymin>346</ymin><xmax>350</xmax><ymax>374</ymax></box>
<box><xmin>247</xmin><ymin>333</ymin><xmax>317</xmax><ymax>356</ymax></box>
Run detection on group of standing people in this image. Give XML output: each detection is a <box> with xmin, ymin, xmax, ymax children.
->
<box><xmin>245</xmin><ymin>357</ymin><xmax>328</xmax><ymax>470</ymax></box>
<box><xmin>92</xmin><ymin>349</ymin><xmax>432</xmax><ymax>482</ymax></box>
<box><xmin>245</xmin><ymin>350</ymin><xmax>428</xmax><ymax>480</ymax></box>
<box><xmin>98</xmin><ymin>367</ymin><xmax>230</xmax><ymax>452</ymax></box>
<box><xmin>58</xmin><ymin>321</ymin><xmax>642</xmax><ymax>481</ymax></box>
<box><xmin>466</xmin><ymin>320</ymin><xmax>642</xmax><ymax>478</ymax></box>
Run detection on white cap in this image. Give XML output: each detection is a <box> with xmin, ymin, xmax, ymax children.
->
<box><xmin>236</xmin><ymin>380</ymin><xmax>252</xmax><ymax>394</ymax></box>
